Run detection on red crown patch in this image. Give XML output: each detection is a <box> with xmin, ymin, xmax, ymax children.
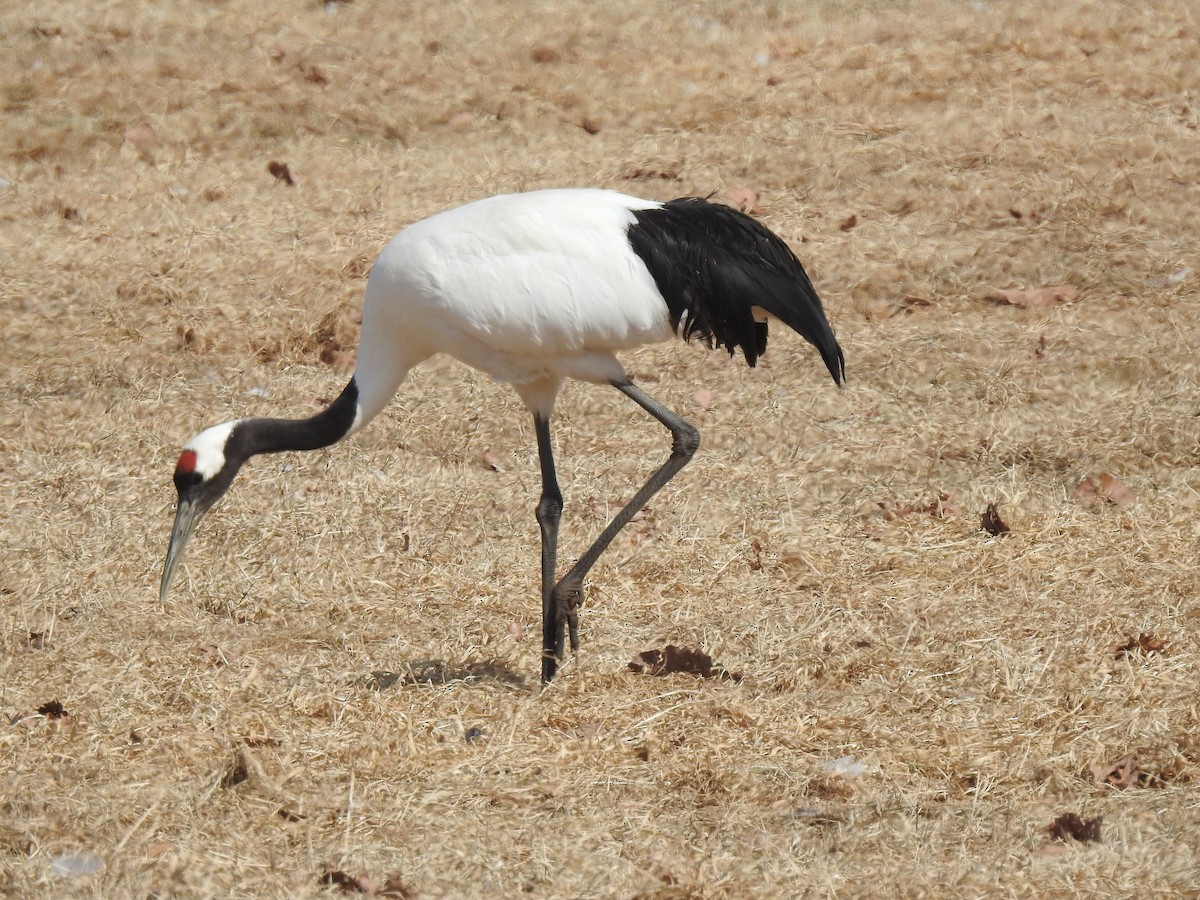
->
<box><xmin>175</xmin><ymin>449</ymin><xmax>198</xmax><ymax>475</ymax></box>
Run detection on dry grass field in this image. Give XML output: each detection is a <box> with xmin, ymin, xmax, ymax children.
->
<box><xmin>3</xmin><ymin>0</ymin><xmax>1200</xmax><ymax>895</ymax></box>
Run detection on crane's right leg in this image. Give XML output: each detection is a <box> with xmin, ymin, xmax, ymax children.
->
<box><xmin>545</xmin><ymin>380</ymin><xmax>700</xmax><ymax>681</ymax></box>
<box><xmin>533</xmin><ymin>414</ymin><xmax>565</xmax><ymax>684</ymax></box>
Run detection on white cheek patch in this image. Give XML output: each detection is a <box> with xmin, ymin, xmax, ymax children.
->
<box><xmin>184</xmin><ymin>420</ymin><xmax>240</xmax><ymax>480</ymax></box>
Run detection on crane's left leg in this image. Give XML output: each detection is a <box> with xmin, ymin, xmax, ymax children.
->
<box><xmin>533</xmin><ymin>414</ymin><xmax>566</xmax><ymax>684</ymax></box>
<box><xmin>543</xmin><ymin>379</ymin><xmax>700</xmax><ymax>682</ymax></box>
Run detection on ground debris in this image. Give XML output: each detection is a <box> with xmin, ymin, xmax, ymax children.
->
<box><xmin>320</xmin><ymin>866</ymin><xmax>415</xmax><ymax>897</ymax></box>
<box><xmin>481</xmin><ymin>449</ymin><xmax>505</xmax><ymax>472</ymax></box>
<box><xmin>197</xmin><ymin>643</ymin><xmax>229</xmax><ymax>666</ymax></box>
<box><xmin>1115</xmin><ymin>633</ymin><xmax>1166</xmax><ymax>657</ymax></box>
<box><xmin>219</xmin><ymin>748</ymin><xmax>250</xmax><ymax>789</ymax></box>
<box><xmin>267</xmin><ymin>160</ymin><xmax>295</xmax><ymax>186</ymax></box>
<box><xmin>871</xmin><ymin>492</ymin><xmax>960</xmax><ymax>523</ymax></box>
<box><xmin>37</xmin><ymin>699</ymin><xmax>68</xmax><ymax>719</ymax></box>
<box><xmin>1090</xmin><ymin>754</ymin><xmax>1140</xmax><ymax>789</ymax></box>
<box><xmin>1074</xmin><ymin>473</ymin><xmax>1135</xmax><ymax>507</ymax></box>
<box><xmin>981</xmin><ymin>502</ymin><xmax>1010</xmax><ymax>536</ymax></box>
<box><xmin>628</xmin><ymin>645</ymin><xmax>739</xmax><ymax>680</ymax></box>
<box><xmin>982</xmin><ymin>285</ymin><xmax>1077</xmax><ymax>310</ymax></box>
<box><xmin>1047</xmin><ymin>812</ymin><xmax>1102</xmax><ymax>844</ymax></box>
<box><xmin>867</xmin><ymin>293</ymin><xmax>937</xmax><ymax>319</ymax></box>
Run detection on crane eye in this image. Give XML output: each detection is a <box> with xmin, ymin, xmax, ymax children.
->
<box><xmin>173</xmin><ymin>469</ymin><xmax>203</xmax><ymax>491</ymax></box>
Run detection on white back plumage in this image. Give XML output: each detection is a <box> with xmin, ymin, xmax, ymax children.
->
<box><xmin>352</xmin><ymin>189</ymin><xmax>674</xmax><ymax>423</ymax></box>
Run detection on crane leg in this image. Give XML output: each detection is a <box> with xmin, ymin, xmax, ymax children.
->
<box><xmin>542</xmin><ymin>379</ymin><xmax>700</xmax><ymax>683</ymax></box>
<box><xmin>533</xmin><ymin>414</ymin><xmax>565</xmax><ymax>684</ymax></box>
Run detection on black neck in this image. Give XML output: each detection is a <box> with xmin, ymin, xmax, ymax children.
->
<box><xmin>236</xmin><ymin>378</ymin><xmax>360</xmax><ymax>459</ymax></box>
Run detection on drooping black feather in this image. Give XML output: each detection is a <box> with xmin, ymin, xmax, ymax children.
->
<box><xmin>627</xmin><ymin>197</ymin><xmax>845</xmax><ymax>383</ymax></box>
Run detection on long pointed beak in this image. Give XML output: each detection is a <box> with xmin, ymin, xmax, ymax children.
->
<box><xmin>160</xmin><ymin>494</ymin><xmax>202</xmax><ymax>601</ymax></box>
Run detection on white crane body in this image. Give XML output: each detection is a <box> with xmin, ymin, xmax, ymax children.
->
<box><xmin>353</xmin><ymin>190</ymin><xmax>677</xmax><ymax>427</ymax></box>
<box><xmin>162</xmin><ymin>188</ymin><xmax>845</xmax><ymax>683</ymax></box>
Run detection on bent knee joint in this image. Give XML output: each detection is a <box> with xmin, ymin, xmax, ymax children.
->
<box><xmin>673</xmin><ymin>423</ymin><xmax>701</xmax><ymax>458</ymax></box>
<box><xmin>536</xmin><ymin>494</ymin><xmax>564</xmax><ymax>524</ymax></box>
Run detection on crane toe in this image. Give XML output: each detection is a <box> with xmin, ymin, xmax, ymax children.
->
<box><xmin>540</xmin><ymin>575</ymin><xmax>584</xmax><ymax>684</ymax></box>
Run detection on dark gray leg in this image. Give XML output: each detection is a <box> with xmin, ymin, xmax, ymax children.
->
<box><xmin>534</xmin><ymin>414</ymin><xmax>566</xmax><ymax>684</ymax></box>
<box><xmin>542</xmin><ymin>379</ymin><xmax>700</xmax><ymax>682</ymax></box>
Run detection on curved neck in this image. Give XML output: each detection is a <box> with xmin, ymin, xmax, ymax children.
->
<box><xmin>239</xmin><ymin>378</ymin><xmax>361</xmax><ymax>457</ymax></box>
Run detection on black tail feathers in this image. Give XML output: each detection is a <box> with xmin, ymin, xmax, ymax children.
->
<box><xmin>628</xmin><ymin>197</ymin><xmax>844</xmax><ymax>384</ymax></box>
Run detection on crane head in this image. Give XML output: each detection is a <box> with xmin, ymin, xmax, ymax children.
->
<box><xmin>159</xmin><ymin>422</ymin><xmax>245</xmax><ymax>601</ymax></box>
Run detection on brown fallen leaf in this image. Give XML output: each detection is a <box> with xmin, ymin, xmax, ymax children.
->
<box><xmin>529</xmin><ymin>45</ymin><xmax>561</xmax><ymax>63</ymax></box>
<box><xmin>197</xmin><ymin>644</ymin><xmax>228</xmax><ymax>666</ymax></box>
<box><xmin>899</xmin><ymin>293</ymin><xmax>934</xmax><ymax>310</ymax></box>
<box><xmin>1116</xmin><ymin>633</ymin><xmax>1166</xmax><ymax>657</ymax></box>
<box><xmin>219</xmin><ymin>749</ymin><xmax>250</xmax><ymax>789</ymax></box>
<box><xmin>924</xmin><ymin>492</ymin><xmax>961</xmax><ymax>518</ymax></box>
<box><xmin>377</xmin><ymin>876</ymin><xmax>417</xmax><ymax>898</ymax></box>
<box><xmin>728</xmin><ymin>187</ymin><xmax>763</xmax><ymax>215</ymax></box>
<box><xmin>319</xmin><ymin>340</ymin><xmax>355</xmax><ymax>370</ymax></box>
<box><xmin>321</xmin><ymin>867</ymin><xmax>371</xmax><ymax>893</ymax></box>
<box><xmin>298</xmin><ymin>62</ymin><xmax>328</xmax><ymax>85</ymax></box>
<box><xmin>1047</xmin><ymin>812</ymin><xmax>1102</xmax><ymax>844</ymax></box>
<box><xmin>37</xmin><ymin>700</ymin><xmax>68</xmax><ymax>719</ymax></box>
<box><xmin>982</xmin><ymin>285</ymin><xmax>1077</xmax><ymax>310</ymax></box>
<box><xmin>481</xmin><ymin>449</ymin><xmax>504</xmax><ymax>472</ymax></box>
<box><xmin>267</xmin><ymin>160</ymin><xmax>295</xmax><ymax>186</ymax></box>
<box><xmin>749</xmin><ymin>538</ymin><xmax>763</xmax><ymax>571</ymax></box>
<box><xmin>981</xmin><ymin>503</ymin><xmax>1010</xmax><ymax>536</ymax></box>
<box><xmin>1090</xmin><ymin>754</ymin><xmax>1139</xmax><ymax>789</ymax></box>
<box><xmin>145</xmin><ymin>842</ymin><xmax>174</xmax><ymax>859</ymax></box>
<box><xmin>839</xmin><ymin>214</ymin><xmax>858</xmax><ymax>231</ymax></box>
<box><xmin>866</xmin><ymin>294</ymin><xmax>936</xmax><ymax>320</ymax></box>
<box><xmin>320</xmin><ymin>867</ymin><xmax>415</xmax><ymax>897</ymax></box>
<box><xmin>1074</xmin><ymin>473</ymin><xmax>1135</xmax><ymax>507</ymax></box>
<box><xmin>123</xmin><ymin>122</ymin><xmax>156</xmax><ymax>157</ymax></box>
<box><xmin>1008</xmin><ymin>208</ymin><xmax>1042</xmax><ymax>224</ymax></box>
<box><xmin>628</xmin><ymin>645</ymin><xmax>738</xmax><ymax>680</ymax></box>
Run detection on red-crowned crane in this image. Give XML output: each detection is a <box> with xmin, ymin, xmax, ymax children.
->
<box><xmin>160</xmin><ymin>188</ymin><xmax>845</xmax><ymax>683</ymax></box>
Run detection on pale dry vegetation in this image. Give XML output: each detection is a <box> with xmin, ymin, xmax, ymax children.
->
<box><xmin>3</xmin><ymin>0</ymin><xmax>1200</xmax><ymax>896</ymax></box>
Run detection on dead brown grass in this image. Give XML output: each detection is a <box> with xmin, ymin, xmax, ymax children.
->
<box><xmin>4</xmin><ymin>0</ymin><xmax>1200</xmax><ymax>895</ymax></box>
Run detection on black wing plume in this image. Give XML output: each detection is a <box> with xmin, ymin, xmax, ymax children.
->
<box><xmin>628</xmin><ymin>197</ymin><xmax>845</xmax><ymax>383</ymax></box>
